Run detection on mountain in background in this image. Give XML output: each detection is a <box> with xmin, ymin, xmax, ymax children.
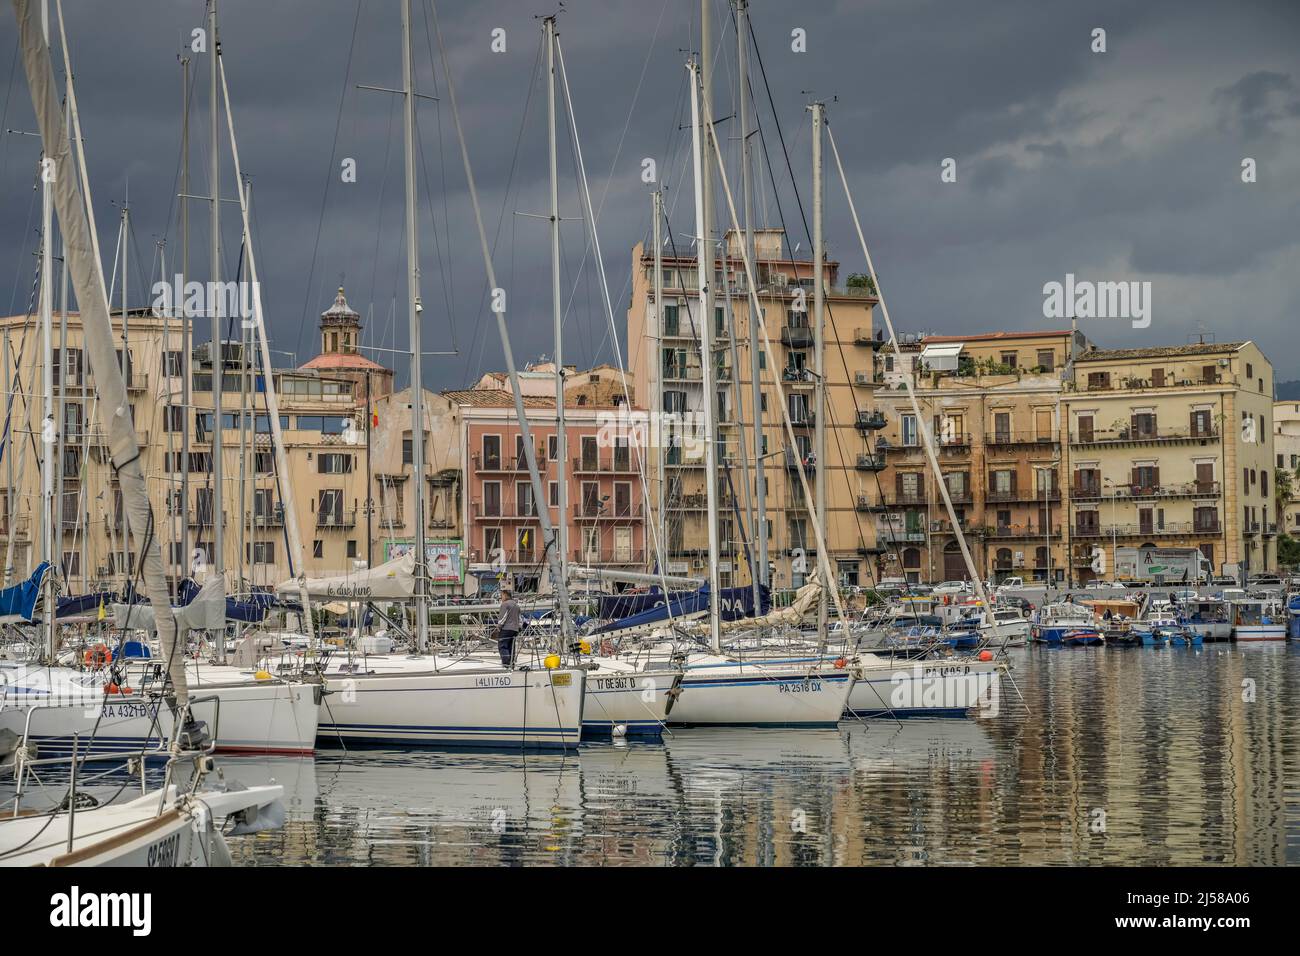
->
<box><xmin>1278</xmin><ymin>381</ymin><xmax>1300</xmax><ymax>401</ymax></box>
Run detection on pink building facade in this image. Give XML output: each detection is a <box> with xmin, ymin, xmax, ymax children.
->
<box><xmin>461</xmin><ymin>406</ymin><xmax>647</xmax><ymax>593</ymax></box>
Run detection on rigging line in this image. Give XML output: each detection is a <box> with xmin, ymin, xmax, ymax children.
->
<box><xmin>366</xmin><ymin>94</ymin><xmax>398</xmax><ymax>333</ymax></box>
<box><xmin>293</xmin><ymin>0</ymin><xmax>363</xmax><ymax>366</ymax></box>
<box><xmin>741</xmin><ymin>16</ymin><xmax>918</xmax><ymax>614</ymax></box>
<box><xmin>420</xmin><ymin>0</ymin><xmax>456</xmax><ymax>353</ymax></box>
<box><xmin>413</xmin><ymin>106</ymin><xmax>456</xmax><ymax>354</ymax></box>
<box><xmin>457</xmin><ymin>27</ymin><xmax>545</xmax><ymax>389</ymax></box>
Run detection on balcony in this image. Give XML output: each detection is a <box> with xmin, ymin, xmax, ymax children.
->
<box><xmin>677</xmin><ymin>492</ymin><xmax>735</xmax><ymax>510</ymax></box>
<box><xmin>662</xmin><ymin>365</ymin><xmax>702</xmax><ymax>382</ymax></box>
<box><xmin>316</xmin><ymin>508</ymin><xmax>357</xmax><ymax>530</ymax></box>
<box><xmin>182</xmin><ymin>510</ymin><xmax>227</xmax><ymax>530</ymax></box>
<box><xmin>472</xmin><ymin>453</ymin><xmax>550</xmax><ymax>473</ymax></box>
<box><xmin>1263</xmin><ymin>522</ymin><xmax>1278</xmax><ymax>537</ymax></box>
<box><xmin>1080</xmin><ymin>372</ymin><xmax>1231</xmax><ymax>392</ymax></box>
<box><xmin>471</xmin><ymin>501</ymin><xmax>541</xmax><ymax>521</ymax></box>
<box><xmin>1074</xmin><ymin>480</ymin><xmax>1222</xmax><ymax>501</ymax></box>
<box><xmin>0</xmin><ymin>514</ymin><xmax>31</xmax><ymax>539</ymax></box>
<box><xmin>986</xmin><ymin>430</ymin><xmax>1058</xmax><ymax>447</ymax></box>
<box><xmin>855</xmin><ymin>453</ymin><xmax>887</xmax><ymax>471</ymax></box>
<box><xmin>854</xmin><ymin>410</ymin><xmax>887</xmax><ymax>430</ymax></box>
<box><xmin>988</xmin><ymin>524</ymin><xmax>1049</xmax><ymax>539</ymax></box>
<box><xmin>878</xmin><ymin>526</ymin><xmax>926</xmax><ymax>544</ymax></box>
<box><xmin>1072</xmin><ymin>521</ymin><xmax>1221</xmax><ymax>538</ymax></box>
<box><xmin>852</xmin><ymin>370</ymin><xmax>881</xmax><ymax>386</ymax></box>
<box><xmin>573</xmin><ymin>502</ymin><xmax>644</xmax><ymax>521</ymax></box>
<box><xmin>855</xmin><ymin>495</ymin><xmax>887</xmax><ymax>513</ymax></box>
<box><xmin>785</xmin><ymin>451</ymin><xmax>814</xmax><ymax>473</ymax></box>
<box><xmin>781</xmin><ymin>367</ymin><xmax>815</xmax><ymax>387</ymax></box>
<box><xmin>987</xmin><ymin>487</ymin><xmax>1060</xmax><ymax>503</ymax></box>
<box><xmin>377</xmin><ymin>515</ymin><xmax>405</xmax><ymax>530</ymax></box>
<box><xmin>429</xmin><ymin>515</ymin><xmax>454</xmax><ymax>530</ymax></box>
<box><xmin>788</xmin><ymin>412</ymin><xmax>816</xmax><ymax>428</ymax></box>
<box><xmin>780</xmin><ymin>325</ymin><xmax>814</xmax><ymax>349</ymax></box>
<box><xmin>938</xmin><ymin>434</ymin><xmax>972</xmax><ymax>456</ymax></box>
<box><xmin>854</xmin><ymin>328</ymin><xmax>884</xmax><ymax>348</ymax></box>
<box><xmin>1069</xmin><ymin>424</ymin><xmax>1220</xmax><ymax>446</ymax></box>
<box><xmin>246</xmin><ymin>510</ymin><xmax>284</xmax><ymax>529</ymax></box>
<box><xmin>571</xmin><ymin>456</ymin><xmax>638</xmax><ymax>475</ymax></box>
<box><xmin>885</xmin><ymin>491</ymin><xmax>928</xmax><ymax>507</ymax></box>
<box><xmin>571</xmin><ymin>548</ymin><xmax>646</xmax><ymax>565</ymax></box>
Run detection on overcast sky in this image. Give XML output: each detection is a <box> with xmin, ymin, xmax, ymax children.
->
<box><xmin>2</xmin><ymin>0</ymin><xmax>1298</xmax><ymax>389</ymax></box>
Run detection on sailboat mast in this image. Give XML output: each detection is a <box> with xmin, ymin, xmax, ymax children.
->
<box><xmin>400</xmin><ymin>0</ymin><xmax>428</xmax><ymax>653</ymax></box>
<box><xmin>690</xmin><ymin>57</ymin><xmax>722</xmax><ymax>654</ymax></box>
<box><xmin>545</xmin><ymin>15</ymin><xmax>570</xmax><ymax>622</ymax></box>
<box><xmin>652</xmin><ymin>190</ymin><xmax>664</xmax><ymax>531</ymax></box>
<box><xmin>208</xmin><ymin>0</ymin><xmax>225</xmax><ymax>661</ymax></box>
<box><xmin>180</xmin><ymin>53</ymin><xmax>190</xmax><ymax>586</ymax></box>
<box><xmin>812</xmin><ymin>100</ymin><xmax>827</xmax><ymax>635</ymax></box>
<box><xmin>38</xmin><ymin>0</ymin><xmax>54</xmax><ymax>658</ymax></box>
<box><xmin>738</xmin><ymin>0</ymin><xmax>765</xmax><ymax>608</ymax></box>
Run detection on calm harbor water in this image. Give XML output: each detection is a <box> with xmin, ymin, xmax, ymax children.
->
<box><xmin>201</xmin><ymin>643</ymin><xmax>1296</xmax><ymax>865</ymax></box>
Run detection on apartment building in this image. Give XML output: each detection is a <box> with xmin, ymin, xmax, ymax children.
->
<box><xmin>870</xmin><ymin>330</ymin><xmax>1085</xmax><ymax>584</ymax></box>
<box><xmin>1062</xmin><ymin>341</ymin><xmax>1276</xmax><ymax>579</ymax></box>
<box><xmin>626</xmin><ymin>227</ymin><xmax>881</xmax><ymax>592</ymax></box>
<box><xmin>1274</xmin><ymin>400</ymin><xmax>1300</xmax><ymax>538</ymax></box>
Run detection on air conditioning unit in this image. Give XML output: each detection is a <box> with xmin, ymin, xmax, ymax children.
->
<box><xmin>692</xmin><ymin>559</ymin><xmax>705</xmax><ymax>570</ymax></box>
<box><xmin>771</xmin><ymin>272</ymin><xmax>788</xmax><ymax>287</ymax></box>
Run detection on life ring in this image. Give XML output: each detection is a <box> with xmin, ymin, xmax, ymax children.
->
<box><xmin>83</xmin><ymin>643</ymin><xmax>110</xmax><ymax>668</ymax></box>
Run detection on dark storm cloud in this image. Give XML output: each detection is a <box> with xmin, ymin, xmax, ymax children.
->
<box><xmin>2</xmin><ymin>0</ymin><xmax>1299</xmax><ymax>388</ymax></box>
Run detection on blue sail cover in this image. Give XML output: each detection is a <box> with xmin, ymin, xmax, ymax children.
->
<box><xmin>0</xmin><ymin>562</ymin><xmax>52</xmax><ymax>622</ymax></box>
<box><xmin>595</xmin><ymin>582</ymin><xmax>769</xmax><ymax>634</ymax></box>
<box><xmin>56</xmin><ymin>591</ymin><xmax>117</xmax><ymax>619</ymax></box>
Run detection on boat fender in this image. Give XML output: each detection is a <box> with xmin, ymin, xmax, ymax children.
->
<box><xmin>543</xmin><ymin>654</ymin><xmax>561</xmax><ymax>670</ymax></box>
<box><xmin>978</xmin><ymin>650</ymin><xmax>993</xmax><ymax>662</ymax></box>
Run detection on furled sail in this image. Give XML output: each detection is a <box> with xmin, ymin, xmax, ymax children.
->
<box><xmin>277</xmin><ymin>551</ymin><xmax>417</xmax><ymax>602</ymax></box>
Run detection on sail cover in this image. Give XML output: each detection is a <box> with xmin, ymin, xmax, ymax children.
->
<box><xmin>594</xmin><ymin>582</ymin><xmax>769</xmax><ymax>634</ymax></box>
<box><xmin>0</xmin><ymin>562</ymin><xmax>51</xmax><ymax>623</ymax></box>
<box><xmin>277</xmin><ymin>551</ymin><xmax>417</xmax><ymax>602</ymax></box>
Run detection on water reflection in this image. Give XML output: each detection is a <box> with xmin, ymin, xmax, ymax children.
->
<box><xmin>215</xmin><ymin>645</ymin><xmax>1298</xmax><ymax>865</ymax></box>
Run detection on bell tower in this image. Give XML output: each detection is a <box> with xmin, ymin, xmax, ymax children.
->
<box><xmin>320</xmin><ymin>286</ymin><xmax>361</xmax><ymax>355</ymax></box>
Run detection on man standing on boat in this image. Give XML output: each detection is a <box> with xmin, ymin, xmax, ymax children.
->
<box><xmin>497</xmin><ymin>587</ymin><xmax>521</xmax><ymax>668</ymax></box>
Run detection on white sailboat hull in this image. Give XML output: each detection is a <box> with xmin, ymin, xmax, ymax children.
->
<box><xmin>581</xmin><ymin>667</ymin><xmax>677</xmax><ymax>737</ymax></box>
<box><xmin>0</xmin><ymin>784</ymin><xmax>283</xmax><ymax>867</ymax></box>
<box><xmin>0</xmin><ymin>665</ymin><xmax>320</xmax><ymax>755</ymax></box>
<box><xmin>667</xmin><ymin>662</ymin><xmax>854</xmax><ymax>727</ymax></box>
<box><xmin>316</xmin><ymin>661</ymin><xmax>586</xmax><ymax>749</ymax></box>
<box><xmin>1233</xmin><ymin>625</ymin><xmax>1286</xmax><ymax>641</ymax></box>
<box><xmin>849</xmin><ymin>657</ymin><xmax>1003</xmax><ymax>717</ymax></box>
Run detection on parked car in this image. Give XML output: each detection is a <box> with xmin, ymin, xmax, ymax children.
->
<box><xmin>932</xmin><ymin>580</ymin><xmax>970</xmax><ymax>595</ymax></box>
<box><xmin>996</xmin><ymin>577</ymin><xmax>1024</xmax><ymax>591</ymax></box>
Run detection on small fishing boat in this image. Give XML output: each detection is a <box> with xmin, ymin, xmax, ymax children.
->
<box><xmin>1179</xmin><ymin>597</ymin><xmax>1232</xmax><ymax>641</ymax></box>
<box><xmin>1231</xmin><ymin>598</ymin><xmax>1287</xmax><ymax>641</ymax></box>
<box><xmin>1032</xmin><ymin>602</ymin><xmax>1103</xmax><ymax>646</ymax></box>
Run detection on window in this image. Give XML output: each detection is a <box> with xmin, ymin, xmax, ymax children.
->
<box><xmin>993</xmin><ymin>412</ymin><xmax>1011</xmax><ymax>442</ymax></box>
<box><xmin>1246</xmin><ymin>362</ymin><xmax>1253</xmax><ymax>379</ymax></box>
<box><xmin>61</xmin><ymin>550</ymin><xmax>81</xmax><ymax>578</ymax></box>
<box><xmin>53</xmin><ymin>347</ymin><xmax>84</xmax><ymax>387</ymax></box>
<box><xmin>1087</xmin><ymin>372</ymin><xmax>1110</xmax><ymax>390</ymax></box>
<box><xmin>901</xmin><ymin>414</ymin><xmax>918</xmax><ymax>446</ymax></box>
<box><xmin>516</xmin><ymin>482</ymin><xmax>535</xmax><ymax>517</ymax></box>
<box><xmin>162</xmin><ymin>405</ymin><xmax>185</xmax><ymax>432</ymax></box>
<box><xmin>246</xmin><ymin>541</ymin><xmax>276</xmax><ymax>564</ymax></box>
<box><xmin>483</xmin><ymin>481</ymin><xmax>501</xmax><ymax>517</ymax></box>
<box><xmin>1000</xmin><ymin>351</ymin><xmax>1017</xmax><ymax>368</ymax></box>
<box><xmin>312</xmin><ymin>540</ymin><xmax>323</xmax><ymax>559</ymax></box>
<box><xmin>1036</xmin><ymin>349</ymin><xmax>1054</xmax><ymax>369</ymax></box>
<box><xmin>662</xmin><ymin>304</ymin><xmax>679</xmax><ymax>336</ymax></box>
<box><xmin>1076</xmin><ymin>414</ymin><xmax>1094</xmax><ymax>442</ymax></box>
<box><xmin>482</xmin><ymin>435</ymin><xmax>501</xmax><ymax>469</ymax></box>
<box><xmin>346</xmin><ymin>540</ymin><xmax>358</xmax><ymax>559</ymax></box>
<box><xmin>402</xmin><ymin>437</ymin><xmax>414</xmax><ymax>466</ymax></box>
<box><xmin>253</xmin><ymin>489</ymin><xmax>278</xmax><ymax>519</ymax></box>
<box><xmin>163</xmin><ymin>350</ymin><xmax>184</xmax><ymax>378</ymax></box>
<box><xmin>1190</xmin><ymin>408</ymin><xmax>1212</xmax><ymax>437</ymax></box>
<box><xmin>318</xmin><ymin>453</ymin><xmax>353</xmax><ymax>474</ymax></box>
<box><xmin>254</xmin><ymin>452</ymin><xmax>273</xmax><ymax>474</ymax></box>
<box><xmin>548</xmin><ymin>435</ymin><xmax>558</xmax><ymax>461</ymax></box>
<box><xmin>549</xmin><ymin>481</ymin><xmax>559</xmax><ymax>508</ymax></box>
<box><xmin>484</xmin><ymin>528</ymin><xmax>502</xmax><ymax>559</ymax></box>
<box><xmin>1131</xmin><ymin>411</ymin><xmax>1157</xmax><ymax>438</ymax></box>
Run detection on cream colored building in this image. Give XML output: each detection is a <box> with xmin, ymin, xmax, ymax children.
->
<box><xmin>626</xmin><ymin>227</ymin><xmax>881</xmax><ymax>591</ymax></box>
<box><xmin>1272</xmin><ymin>399</ymin><xmax>1300</xmax><ymax>539</ymax></box>
<box><xmin>1062</xmin><ymin>341</ymin><xmax>1277</xmax><ymax>579</ymax></box>
<box><xmin>871</xmin><ymin>329</ymin><xmax>1086</xmax><ymax>584</ymax></box>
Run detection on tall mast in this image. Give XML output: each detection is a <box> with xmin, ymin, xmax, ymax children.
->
<box><xmin>38</xmin><ymin>0</ymin><xmax>55</xmax><ymax>658</ymax></box>
<box><xmin>739</xmin><ymin>0</ymin><xmax>765</xmax><ymax>603</ymax></box>
<box><xmin>690</xmin><ymin>57</ymin><xmax>722</xmax><ymax>654</ymax></box>
<box><xmin>208</xmin><ymin>0</ymin><xmax>224</xmax><ymax>659</ymax></box>
<box><xmin>652</xmin><ymin>190</ymin><xmax>664</xmax><ymax>531</ymax></box>
<box><xmin>545</xmin><ymin>15</ymin><xmax>569</xmax><ymax>623</ymax></box>
<box><xmin>180</xmin><ymin>52</ymin><xmax>191</xmax><ymax>586</ymax></box>
<box><xmin>811</xmin><ymin>100</ymin><xmax>827</xmax><ymax>636</ymax></box>
<box><xmin>400</xmin><ymin>0</ymin><xmax>428</xmax><ymax>653</ymax></box>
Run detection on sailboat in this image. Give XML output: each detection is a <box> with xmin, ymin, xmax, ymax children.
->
<box><xmin>289</xmin><ymin>0</ymin><xmax>587</xmax><ymax>750</ymax></box>
<box><xmin>1</xmin><ymin>0</ymin><xmax>285</xmax><ymax>866</ymax></box>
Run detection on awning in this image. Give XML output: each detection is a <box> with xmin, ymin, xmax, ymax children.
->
<box><xmin>920</xmin><ymin>343</ymin><xmax>963</xmax><ymax>370</ymax></box>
